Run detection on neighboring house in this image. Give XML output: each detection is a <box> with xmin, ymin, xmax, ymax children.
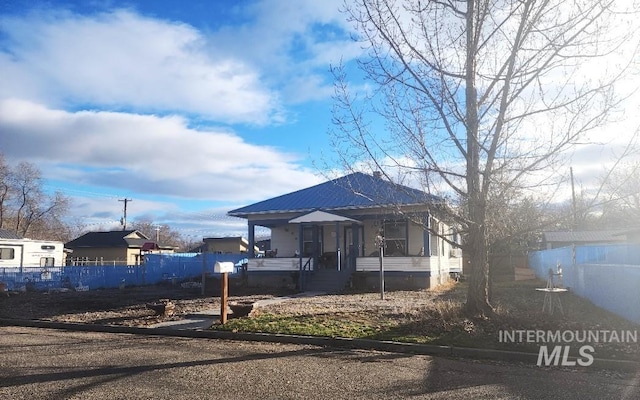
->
<box><xmin>65</xmin><ymin>230</ymin><xmax>175</xmax><ymax>266</ymax></box>
<box><xmin>227</xmin><ymin>172</ymin><xmax>461</xmax><ymax>292</ymax></box>
<box><xmin>542</xmin><ymin>230</ymin><xmax>627</xmax><ymax>250</ymax></box>
<box><xmin>202</xmin><ymin>236</ymin><xmax>258</xmax><ymax>254</ymax></box>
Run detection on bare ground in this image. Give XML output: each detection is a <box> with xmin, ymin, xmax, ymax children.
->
<box><xmin>0</xmin><ymin>283</ymin><xmax>285</xmax><ymax>327</ymax></box>
<box><xmin>0</xmin><ymin>278</ymin><xmax>638</xmax><ymax>360</ymax></box>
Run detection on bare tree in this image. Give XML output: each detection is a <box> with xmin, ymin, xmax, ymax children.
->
<box><xmin>595</xmin><ymin>161</ymin><xmax>640</xmax><ymax>227</ymax></box>
<box><xmin>330</xmin><ymin>0</ymin><xmax>639</xmax><ymax>315</ymax></box>
<box><xmin>129</xmin><ymin>218</ymin><xmax>183</xmax><ymax>248</ymax></box>
<box><xmin>0</xmin><ymin>156</ymin><xmax>70</xmax><ymax>239</ymax></box>
<box><xmin>0</xmin><ymin>154</ymin><xmax>9</xmax><ymax>229</ymax></box>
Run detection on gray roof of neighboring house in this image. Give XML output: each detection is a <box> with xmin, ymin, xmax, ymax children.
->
<box><xmin>0</xmin><ymin>229</ymin><xmax>22</xmax><ymax>240</ymax></box>
<box><xmin>65</xmin><ymin>230</ymin><xmax>151</xmax><ymax>248</ymax></box>
<box><xmin>228</xmin><ymin>172</ymin><xmax>441</xmax><ymax>218</ymax></box>
<box><xmin>543</xmin><ymin>230</ymin><xmax>627</xmax><ymax>243</ymax></box>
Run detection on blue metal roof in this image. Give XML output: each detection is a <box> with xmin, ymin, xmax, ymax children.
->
<box><xmin>228</xmin><ymin>172</ymin><xmax>441</xmax><ymax>218</ymax></box>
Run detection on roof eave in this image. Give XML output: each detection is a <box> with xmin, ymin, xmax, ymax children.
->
<box><xmin>228</xmin><ymin>202</ymin><xmax>434</xmax><ymax>219</ymax></box>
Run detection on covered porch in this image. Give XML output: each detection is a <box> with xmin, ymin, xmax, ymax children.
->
<box><xmin>243</xmin><ymin>210</ymin><xmax>454</xmax><ymax>291</ymax></box>
<box><xmin>245</xmin><ymin>210</ymin><xmax>362</xmax><ymax>291</ymax></box>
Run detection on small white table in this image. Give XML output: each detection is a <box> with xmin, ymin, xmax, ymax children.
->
<box><xmin>536</xmin><ymin>287</ymin><xmax>568</xmax><ymax>315</ymax></box>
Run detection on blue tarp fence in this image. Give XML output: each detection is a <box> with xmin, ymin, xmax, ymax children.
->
<box><xmin>528</xmin><ymin>244</ymin><xmax>640</xmax><ymax>324</ymax></box>
<box><xmin>0</xmin><ymin>253</ymin><xmax>248</xmax><ymax>292</ymax></box>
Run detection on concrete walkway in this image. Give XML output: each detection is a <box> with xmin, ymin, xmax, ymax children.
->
<box><xmin>149</xmin><ymin>291</ymin><xmax>326</xmax><ymax>330</ymax></box>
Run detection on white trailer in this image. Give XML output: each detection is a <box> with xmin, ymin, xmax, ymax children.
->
<box><xmin>0</xmin><ymin>238</ymin><xmax>65</xmax><ymax>270</ymax></box>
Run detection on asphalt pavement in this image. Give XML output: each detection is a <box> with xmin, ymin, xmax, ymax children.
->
<box><xmin>1</xmin><ymin>290</ymin><xmax>639</xmax><ymax>399</ymax></box>
<box><xmin>1</xmin><ymin>326</ymin><xmax>638</xmax><ymax>400</ymax></box>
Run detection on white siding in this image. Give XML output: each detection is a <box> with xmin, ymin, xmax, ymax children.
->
<box><xmin>248</xmin><ymin>257</ymin><xmax>313</xmax><ymax>271</ymax></box>
<box><xmin>0</xmin><ymin>239</ymin><xmax>64</xmax><ymax>268</ymax></box>
<box><xmin>270</xmin><ymin>226</ymin><xmax>299</xmax><ymax>257</ymax></box>
<box><xmin>356</xmin><ymin>256</ymin><xmax>432</xmax><ymax>271</ymax></box>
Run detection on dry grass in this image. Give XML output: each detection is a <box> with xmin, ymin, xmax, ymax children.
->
<box><xmin>220</xmin><ymin>279</ymin><xmax>640</xmax><ymax>360</ymax></box>
<box><xmin>1</xmin><ymin>277</ymin><xmax>638</xmax><ymax>361</ymax></box>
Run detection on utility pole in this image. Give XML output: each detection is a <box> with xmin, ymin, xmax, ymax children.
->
<box><xmin>119</xmin><ymin>198</ymin><xmax>132</xmax><ymax>230</ymax></box>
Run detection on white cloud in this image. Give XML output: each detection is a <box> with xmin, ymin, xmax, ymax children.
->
<box><xmin>0</xmin><ymin>99</ymin><xmax>322</xmax><ymax>202</ymax></box>
<box><xmin>68</xmin><ymin>195</ymin><xmax>269</xmax><ymax>238</ymax></box>
<box><xmin>0</xmin><ymin>9</ymin><xmax>282</xmax><ymax>124</ymax></box>
<box><xmin>0</xmin><ymin>2</ymin><xmax>361</xmax><ymax>237</ymax></box>
<box><xmin>206</xmin><ymin>0</ymin><xmax>360</xmax><ymax>105</ymax></box>
<box><xmin>0</xmin><ymin>3</ymin><xmax>362</xmax><ymax>121</ymax></box>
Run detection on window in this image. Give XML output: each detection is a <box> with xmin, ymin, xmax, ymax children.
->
<box><xmin>0</xmin><ymin>248</ymin><xmax>15</xmax><ymax>260</ymax></box>
<box><xmin>430</xmin><ymin>218</ymin><xmax>439</xmax><ymax>256</ymax></box>
<box><xmin>302</xmin><ymin>226</ymin><xmax>323</xmax><ymax>257</ymax></box>
<box><xmin>40</xmin><ymin>257</ymin><xmax>55</xmax><ymax>267</ymax></box>
<box><xmin>384</xmin><ymin>220</ymin><xmax>407</xmax><ymax>256</ymax></box>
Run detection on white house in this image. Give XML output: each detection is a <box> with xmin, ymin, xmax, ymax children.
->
<box><xmin>228</xmin><ymin>172</ymin><xmax>462</xmax><ymax>292</ymax></box>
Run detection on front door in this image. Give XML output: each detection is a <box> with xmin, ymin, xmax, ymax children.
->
<box><xmin>344</xmin><ymin>226</ymin><xmax>364</xmax><ymax>270</ymax></box>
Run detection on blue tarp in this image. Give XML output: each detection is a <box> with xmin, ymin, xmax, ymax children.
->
<box><xmin>528</xmin><ymin>244</ymin><xmax>640</xmax><ymax>324</ymax></box>
<box><xmin>0</xmin><ymin>253</ymin><xmax>248</xmax><ymax>292</ymax></box>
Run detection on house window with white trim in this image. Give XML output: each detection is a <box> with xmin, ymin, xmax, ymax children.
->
<box><xmin>302</xmin><ymin>226</ymin><xmax>323</xmax><ymax>257</ymax></box>
<box><xmin>430</xmin><ymin>218</ymin><xmax>439</xmax><ymax>256</ymax></box>
<box><xmin>384</xmin><ymin>220</ymin><xmax>407</xmax><ymax>256</ymax></box>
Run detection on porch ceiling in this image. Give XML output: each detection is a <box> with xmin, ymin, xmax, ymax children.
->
<box><xmin>288</xmin><ymin>210</ymin><xmax>361</xmax><ymax>224</ymax></box>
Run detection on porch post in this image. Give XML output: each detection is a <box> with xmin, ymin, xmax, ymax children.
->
<box><xmin>298</xmin><ymin>223</ymin><xmax>304</xmax><ymax>290</ymax></box>
<box><xmin>248</xmin><ymin>222</ymin><xmax>256</xmax><ymax>258</ymax></box>
<box><xmin>335</xmin><ymin>221</ymin><xmax>341</xmax><ymax>271</ymax></box>
<box><xmin>351</xmin><ymin>222</ymin><xmax>360</xmax><ymax>270</ymax></box>
<box><xmin>312</xmin><ymin>225</ymin><xmax>319</xmax><ymax>267</ymax></box>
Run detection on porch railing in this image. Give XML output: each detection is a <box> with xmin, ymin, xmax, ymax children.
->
<box><xmin>247</xmin><ymin>257</ymin><xmax>307</xmax><ymax>271</ymax></box>
<box><xmin>355</xmin><ymin>256</ymin><xmax>433</xmax><ymax>272</ymax></box>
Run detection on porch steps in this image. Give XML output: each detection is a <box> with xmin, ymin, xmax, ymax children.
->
<box><xmin>305</xmin><ymin>268</ymin><xmax>352</xmax><ymax>293</ymax></box>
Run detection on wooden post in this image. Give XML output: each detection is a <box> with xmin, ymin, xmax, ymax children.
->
<box><xmin>220</xmin><ymin>272</ymin><xmax>229</xmax><ymax>324</ymax></box>
<box><xmin>215</xmin><ymin>261</ymin><xmax>234</xmax><ymax>324</ymax></box>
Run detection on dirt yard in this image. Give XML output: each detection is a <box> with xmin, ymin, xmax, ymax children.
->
<box><xmin>0</xmin><ymin>283</ymin><xmax>283</xmax><ymax>327</ymax></box>
<box><xmin>1</xmin><ymin>278</ymin><xmax>638</xmax><ymax>360</ymax></box>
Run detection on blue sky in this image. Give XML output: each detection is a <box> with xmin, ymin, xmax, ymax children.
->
<box><xmin>0</xmin><ymin>0</ymin><xmax>364</xmax><ymax>238</ymax></box>
<box><xmin>2</xmin><ymin>1</ymin><xmax>639</xmax><ymax>240</ymax></box>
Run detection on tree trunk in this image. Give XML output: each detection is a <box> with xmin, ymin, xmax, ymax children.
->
<box><xmin>463</xmin><ymin>0</ymin><xmax>493</xmax><ymax>317</ymax></box>
<box><xmin>464</xmin><ymin>221</ymin><xmax>493</xmax><ymax>316</ymax></box>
